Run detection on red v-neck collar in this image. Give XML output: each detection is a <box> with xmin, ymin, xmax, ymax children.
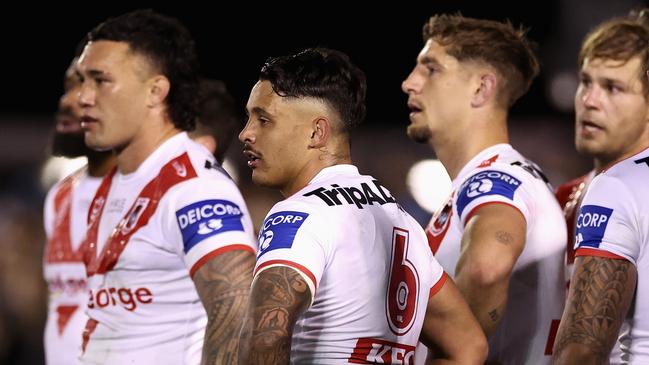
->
<box><xmin>82</xmin><ymin>152</ymin><xmax>197</xmax><ymax>276</ymax></box>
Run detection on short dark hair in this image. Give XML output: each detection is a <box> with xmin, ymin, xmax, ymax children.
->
<box><xmin>259</xmin><ymin>47</ymin><xmax>367</xmax><ymax>133</ymax></box>
<box><xmin>88</xmin><ymin>9</ymin><xmax>200</xmax><ymax>131</ymax></box>
<box><xmin>579</xmin><ymin>8</ymin><xmax>649</xmax><ymax>97</ymax></box>
<box><xmin>423</xmin><ymin>13</ymin><xmax>539</xmax><ymax>107</ymax></box>
<box><xmin>192</xmin><ymin>79</ymin><xmax>240</xmax><ymax>164</ymax></box>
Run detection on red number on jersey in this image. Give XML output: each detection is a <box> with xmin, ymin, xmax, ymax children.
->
<box><xmin>386</xmin><ymin>227</ymin><xmax>420</xmax><ymax>335</ymax></box>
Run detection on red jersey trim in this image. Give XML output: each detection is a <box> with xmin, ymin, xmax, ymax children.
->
<box><xmin>81</xmin><ymin>318</ymin><xmax>98</xmax><ymax>353</ymax></box>
<box><xmin>84</xmin><ymin>153</ymin><xmax>197</xmax><ymax>276</ymax></box>
<box><xmin>575</xmin><ymin>247</ymin><xmax>627</xmax><ymax>260</ymax></box>
<box><xmin>464</xmin><ymin>201</ymin><xmax>526</xmax><ymax>226</ymax></box>
<box><xmin>189</xmin><ymin>244</ymin><xmax>255</xmax><ymax>278</ymax></box>
<box><xmin>255</xmin><ymin>259</ymin><xmax>318</xmax><ymax>290</ymax></box>
<box><xmin>429</xmin><ymin>272</ymin><xmax>448</xmax><ymax>298</ymax></box>
<box><xmin>46</xmin><ymin>169</ymin><xmax>86</xmax><ymax>263</ymax></box>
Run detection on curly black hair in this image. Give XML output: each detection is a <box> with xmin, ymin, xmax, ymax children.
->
<box><xmin>260</xmin><ymin>47</ymin><xmax>367</xmax><ymax>133</ymax></box>
<box><xmin>88</xmin><ymin>9</ymin><xmax>200</xmax><ymax>131</ymax></box>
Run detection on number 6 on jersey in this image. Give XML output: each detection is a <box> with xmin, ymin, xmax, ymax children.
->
<box><xmin>386</xmin><ymin>227</ymin><xmax>420</xmax><ymax>335</ymax></box>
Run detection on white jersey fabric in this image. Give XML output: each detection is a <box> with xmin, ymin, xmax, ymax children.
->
<box><xmin>555</xmin><ymin>170</ymin><xmax>596</xmax><ymax>288</ymax></box>
<box><xmin>80</xmin><ymin>133</ymin><xmax>256</xmax><ymax>365</ymax></box>
<box><xmin>574</xmin><ymin>147</ymin><xmax>649</xmax><ymax>364</ymax></box>
<box><xmin>43</xmin><ymin>167</ymin><xmax>101</xmax><ymax>365</ymax></box>
<box><xmin>254</xmin><ymin>164</ymin><xmax>446</xmax><ymax>364</ymax></box>
<box><xmin>423</xmin><ymin>144</ymin><xmax>566</xmax><ymax>365</ymax></box>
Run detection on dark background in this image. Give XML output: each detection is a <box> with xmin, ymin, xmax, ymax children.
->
<box><xmin>2</xmin><ymin>2</ymin><xmax>563</xmax><ymax>123</ymax></box>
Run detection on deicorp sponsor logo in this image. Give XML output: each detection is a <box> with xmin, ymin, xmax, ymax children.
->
<box><xmin>575</xmin><ymin>205</ymin><xmax>613</xmax><ymax>249</ymax></box>
<box><xmin>176</xmin><ymin>199</ymin><xmax>244</xmax><ymax>252</ymax></box>
<box><xmin>457</xmin><ymin>170</ymin><xmax>521</xmax><ymax>216</ymax></box>
<box><xmin>257</xmin><ymin>211</ymin><xmax>309</xmax><ymax>257</ymax></box>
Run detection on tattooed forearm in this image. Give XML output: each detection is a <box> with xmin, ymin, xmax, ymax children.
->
<box><xmin>553</xmin><ymin>256</ymin><xmax>637</xmax><ymax>364</ymax></box>
<box><xmin>494</xmin><ymin>230</ymin><xmax>512</xmax><ymax>246</ymax></box>
<box><xmin>239</xmin><ymin>266</ymin><xmax>311</xmax><ymax>365</ymax></box>
<box><xmin>193</xmin><ymin>250</ymin><xmax>256</xmax><ymax>365</ymax></box>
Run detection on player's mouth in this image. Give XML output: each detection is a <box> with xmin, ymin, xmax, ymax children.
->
<box><xmin>80</xmin><ymin>115</ymin><xmax>99</xmax><ymax>130</ymax></box>
<box><xmin>407</xmin><ymin>100</ymin><xmax>423</xmax><ymax>120</ymax></box>
<box><xmin>579</xmin><ymin>119</ymin><xmax>604</xmax><ymax>135</ymax></box>
<box><xmin>55</xmin><ymin>111</ymin><xmax>81</xmax><ymax>133</ymax></box>
<box><xmin>243</xmin><ymin>147</ymin><xmax>261</xmax><ymax>168</ymax></box>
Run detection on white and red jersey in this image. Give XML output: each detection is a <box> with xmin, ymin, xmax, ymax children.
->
<box><xmin>424</xmin><ymin>144</ymin><xmax>566</xmax><ymax>365</ymax></box>
<box><xmin>555</xmin><ymin>171</ymin><xmax>596</xmax><ymax>289</ymax></box>
<box><xmin>80</xmin><ymin>133</ymin><xmax>256</xmax><ymax>365</ymax></box>
<box><xmin>254</xmin><ymin>164</ymin><xmax>446</xmax><ymax>364</ymax></box>
<box><xmin>558</xmin><ymin>170</ymin><xmax>629</xmax><ymax>364</ymax></box>
<box><xmin>574</xmin><ymin>147</ymin><xmax>649</xmax><ymax>364</ymax></box>
<box><xmin>43</xmin><ymin>167</ymin><xmax>101</xmax><ymax>365</ymax></box>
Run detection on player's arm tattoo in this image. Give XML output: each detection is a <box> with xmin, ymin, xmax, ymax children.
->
<box><xmin>488</xmin><ymin>309</ymin><xmax>499</xmax><ymax>322</ymax></box>
<box><xmin>239</xmin><ymin>266</ymin><xmax>311</xmax><ymax>365</ymax></box>
<box><xmin>494</xmin><ymin>230</ymin><xmax>512</xmax><ymax>246</ymax></box>
<box><xmin>193</xmin><ymin>249</ymin><xmax>256</xmax><ymax>365</ymax></box>
<box><xmin>553</xmin><ymin>256</ymin><xmax>636</xmax><ymax>363</ymax></box>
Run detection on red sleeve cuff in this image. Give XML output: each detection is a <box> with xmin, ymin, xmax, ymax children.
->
<box><xmin>190</xmin><ymin>244</ymin><xmax>255</xmax><ymax>278</ymax></box>
<box><xmin>575</xmin><ymin>247</ymin><xmax>627</xmax><ymax>261</ymax></box>
<box><xmin>429</xmin><ymin>272</ymin><xmax>448</xmax><ymax>298</ymax></box>
<box><xmin>255</xmin><ymin>259</ymin><xmax>318</xmax><ymax>289</ymax></box>
<box><xmin>464</xmin><ymin>201</ymin><xmax>526</xmax><ymax>227</ymax></box>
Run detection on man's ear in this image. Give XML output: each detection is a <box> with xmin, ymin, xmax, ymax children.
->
<box><xmin>471</xmin><ymin>72</ymin><xmax>497</xmax><ymax>108</ymax></box>
<box><xmin>308</xmin><ymin>117</ymin><xmax>331</xmax><ymax>148</ymax></box>
<box><xmin>147</xmin><ymin>75</ymin><xmax>170</xmax><ymax>107</ymax></box>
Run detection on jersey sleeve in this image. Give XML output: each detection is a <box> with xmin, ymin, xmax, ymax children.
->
<box><xmin>455</xmin><ymin>165</ymin><xmax>532</xmax><ymax>226</ymax></box>
<box><xmin>43</xmin><ymin>183</ymin><xmax>59</xmax><ymax>238</ymax></box>
<box><xmin>253</xmin><ymin>201</ymin><xmax>330</xmax><ymax>306</ymax></box>
<box><xmin>163</xmin><ymin>176</ymin><xmax>257</xmax><ymax>277</ymax></box>
<box><xmin>574</xmin><ymin>174</ymin><xmax>638</xmax><ymax>264</ymax></box>
<box><xmin>428</xmin><ymin>255</ymin><xmax>448</xmax><ymax>298</ymax></box>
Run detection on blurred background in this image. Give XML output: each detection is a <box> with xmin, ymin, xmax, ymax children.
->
<box><xmin>0</xmin><ymin>0</ymin><xmax>645</xmax><ymax>363</ymax></box>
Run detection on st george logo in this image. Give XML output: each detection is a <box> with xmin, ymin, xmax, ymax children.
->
<box><xmin>430</xmin><ymin>199</ymin><xmax>452</xmax><ymax>236</ymax></box>
<box><xmin>426</xmin><ymin>195</ymin><xmax>453</xmax><ymax>254</ymax></box>
<box><xmin>121</xmin><ymin>197</ymin><xmax>150</xmax><ymax>235</ymax></box>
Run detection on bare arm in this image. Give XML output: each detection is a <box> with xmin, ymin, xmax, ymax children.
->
<box><xmin>454</xmin><ymin>203</ymin><xmax>526</xmax><ymax>337</ymax></box>
<box><xmin>420</xmin><ymin>277</ymin><xmax>488</xmax><ymax>365</ymax></box>
<box><xmin>552</xmin><ymin>256</ymin><xmax>636</xmax><ymax>365</ymax></box>
<box><xmin>238</xmin><ymin>266</ymin><xmax>311</xmax><ymax>365</ymax></box>
<box><xmin>193</xmin><ymin>249</ymin><xmax>256</xmax><ymax>365</ymax></box>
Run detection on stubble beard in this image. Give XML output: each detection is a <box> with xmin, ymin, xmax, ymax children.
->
<box><xmin>407</xmin><ymin>124</ymin><xmax>432</xmax><ymax>144</ymax></box>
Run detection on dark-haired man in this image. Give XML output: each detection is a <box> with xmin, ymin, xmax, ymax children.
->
<box><xmin>76</xmin><ymin>10</ymin><xmax>256</xmax><ymax>364</ymax></box>
<box><xmin>238</xmin><ymin>47</ymin><xmax>487</xmax><ymax>364</ymax></box>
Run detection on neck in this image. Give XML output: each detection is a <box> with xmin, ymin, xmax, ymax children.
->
<box><xmin>595</xmin><ymin>141</ymin><xmax>649</xmax><ymax>173</ymax></box>
<box><xmin>431</xmin><ymin>111</ymin><xmax>509</xmax><ymax>180</ymax></box>
<box><xmin>87</xmin><ymin>152</ymin><xmax>117</xmax><ymax>177</ymax></box>
<box><xmin>117</xmin><ymin>122</ymin><xmax>180</xmax><ymax>174</ymax></box>
<box><xmin>280</xmin><ymin>145</ymin><xmax>352</xmax><ymax>198</ymax></box>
